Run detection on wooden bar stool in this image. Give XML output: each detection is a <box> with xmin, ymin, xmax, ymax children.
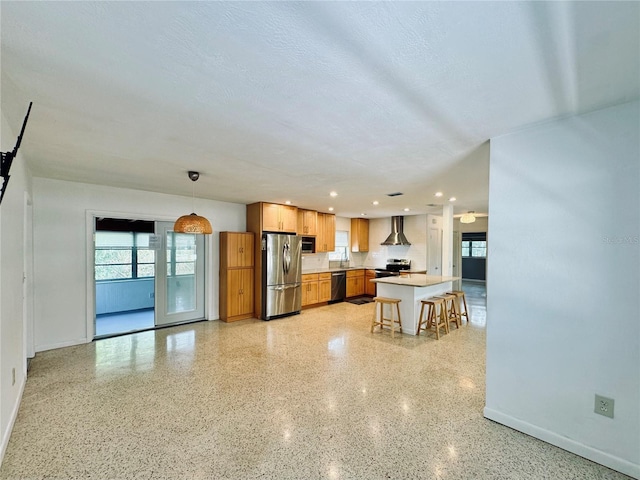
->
<box><xmin>417</xmin><ymin>297</ymin><xmax>449</xmax><ymax>339</ymax></box>
<box><xmin>447</xmin><ymin>290</ymin><xmax>469</xmax><ymax>324</ymax></box>
<box><xmin>434</xmin><ymin>293</ymin><xmax>461</xmax><ymax>329</ymax></box>
<box><xmin>370</xmin><ymin>297</ymin><xmax>402</xmax><ymax>338</ymax></box>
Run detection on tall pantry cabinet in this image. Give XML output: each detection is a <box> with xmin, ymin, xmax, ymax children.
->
<box><xmin>219</xmin><ymin>232</ymin><xmax>254</xmax><ymax>322</ymax></box>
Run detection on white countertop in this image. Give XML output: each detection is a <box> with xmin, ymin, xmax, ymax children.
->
<box><xmin>301</xmin><ymin>267</ymin><xmax>377</xmax><ymax>274</ymax></box>
<box><xmin>371</xmin><ymin>274</ymin><xmax>459</xmax><ymax>287</ymax></box>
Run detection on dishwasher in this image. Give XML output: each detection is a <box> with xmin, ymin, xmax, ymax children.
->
<box><xmin>330</xmin><ymin>271</ymin><xmax>346</xmax><ymax>303</ymax></box>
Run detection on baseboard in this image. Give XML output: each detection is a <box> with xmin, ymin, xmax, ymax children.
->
<box><xmin>0</xmin><ymin>375</ymin><xmax>26</xmax><ymax>465</ymax></box>
<box><xmin>484</xmin><ymin>408</ymin><xmax>639</xmax><ymax>479</ymax></box>
<box><xmin>35</xmin><ymin>337</ymin><xmax>89</xmax><ymax>352</ymax></box>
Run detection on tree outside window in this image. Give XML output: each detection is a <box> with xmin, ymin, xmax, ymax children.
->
<box><xmin>461</xmin><ymin>234</ymin><xmax>487</xmax><ymax>258</ymax></box>
<box><xmin>95</xmin><ymin>232</ymin><xmax>155</xmax><ymax>280</ymax></box>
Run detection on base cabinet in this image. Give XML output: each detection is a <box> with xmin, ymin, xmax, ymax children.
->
<box><xmin>302</xmin><ymin>274</ymin><xmax>320</xmax><ymax>307</ymax></box>
<box><xmin>365</xmin><ymin>270</ymin><xmax>376</xmax><ymax>296</ymax></box>
<box><xmin>302</xmin><ymin>273</ymin><xmax>332</xmax><ymax>306</ymax></box>
<box><xmin>318</xmin><ymin>273</ymin><xmax>332</xmax><ymax>302</ymax></box>
<box><xmin>221</xmin><ymin>268</ymin><xmax>254</xmax><ymax>322</ymax></box>
<box><xmin>346</xmin><ymin>269</ymin><xmax>365</xmax><ymax>297</ymax></box>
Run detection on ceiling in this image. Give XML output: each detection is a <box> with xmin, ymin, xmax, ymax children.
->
<box><xmin>1</xmin><ymin>2</ymin><xmax>638</xmax><ymax>218</ymax></box>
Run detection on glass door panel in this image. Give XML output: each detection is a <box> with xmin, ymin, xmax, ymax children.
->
<box><xmin>155</xmin><ymin>222</ymin><xmax>205</xmax><ymax>326</ymax></box>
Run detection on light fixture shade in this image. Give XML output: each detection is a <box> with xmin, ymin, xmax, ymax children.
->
<box><xmin>174</xmin><ymin>213</ymin><xmax>212</xmax><ymax>234</ymax></box>
<box><xmin>460</xmin><ymin>212</ymin><xmax>476</xmax><ymax>224</ymax></box>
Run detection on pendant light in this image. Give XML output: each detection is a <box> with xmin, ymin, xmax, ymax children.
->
<box><xmin>173</xmin><ymin>171</ymin><xmax>212</xmax><ymax>234</ymax></box>
<box><xmin>460</xmin><ymin>211</ymin><xmax>476</xmax><ymax>224</ymax></box>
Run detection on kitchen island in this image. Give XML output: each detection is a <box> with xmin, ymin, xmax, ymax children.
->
<box><xmin>371</xmin><ymin>274</ymin><xmax>459</xmax><ymax>335</ymax></box>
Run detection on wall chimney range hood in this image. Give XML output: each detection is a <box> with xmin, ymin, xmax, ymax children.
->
<box><xmin>381</xmin><ymin>216</ymin><xmax>411</xmax><ymax>246</ymax></box>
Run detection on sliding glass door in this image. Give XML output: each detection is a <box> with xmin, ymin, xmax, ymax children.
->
<box><xmin>154</xmin><ymin>222</ymin><xmax>205</xmax><ymax>326</ymax></box>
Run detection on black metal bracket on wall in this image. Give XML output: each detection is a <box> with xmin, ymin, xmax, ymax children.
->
<box><xmin>1</xmin><ymin>102</ymin><xmax>33</xmax><ymax>205</ymax></box>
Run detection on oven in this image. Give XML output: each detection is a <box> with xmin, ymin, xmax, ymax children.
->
<box><xmin>374</xmin><ymin>258</ymin><xmax>411</xmax><ymax>278</ymax></box>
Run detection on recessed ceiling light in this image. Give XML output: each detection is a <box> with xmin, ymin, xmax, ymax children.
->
<box><xmin>449</xmin><ymin>197</ymin><xmax>456</xmax><ymax>202</ymax></box>
<box><xmin>361</xmin><ymin>213</ymin><xmax>366</xmax><ymax>216</ymax></box>
<box><xmin>329</xmin><ymin>191</ymin><xmax>338</xmax><ymax>197</ymax></box>
<box><xmin>372</xmin><ymin>201</ymin><xmax>379</xmax><ymax>206</ymax></box>
<box><xmin>328</xmin><ymin>207</ymin><xmax>334</xmax><ymax>211</ymax></box>
<box><xmin>285</xmin><ymin>200</ymin><xmax>292</xmax><ymax>205</ymax></box>
<box><xmin>435</xmin><ymin>192</ymin><xmax>443</xmax><ymax>197</ymax></box>
<box><xmin>403</xmin><ymin>208</ymin><xmax>410</xmax><ymax>212</ymax></box>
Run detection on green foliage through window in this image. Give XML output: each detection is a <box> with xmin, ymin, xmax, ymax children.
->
<box><xmin>95</xmin><ymin>232</ymin><xmax>155</xmax><ymax>281</ymax></box>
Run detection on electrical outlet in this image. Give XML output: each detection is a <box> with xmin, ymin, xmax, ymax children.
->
<box><xmin>149</xmin><ymin>292</ymin><xmax>154</xmax><ymax>298</ymax></box>
<box><xmin>12</xmin><ymin>368</ymin><xmax>15</xmax><ymax>386</ymax></box>
<box><xmin>594</xmin><ymin>394</ymin><xmax>614</xmax><ymax>419</ymax></box>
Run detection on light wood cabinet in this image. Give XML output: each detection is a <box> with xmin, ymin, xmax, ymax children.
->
<box><xmin>302</xmin><ymin>272</ymin><xmax>332</xmax><ymax>306</ymax></box>
<box><xmin>246</xmin><ymin>202</ymin><xmax>298</xmax><ymax>318</ymax></box>
<box><xmin>297</xmin><ymin>209</ymin><xmax>318</xmax><ymax>236</ymax></box>
<box><xmin>318</xmin><ymin>273</ymin><xmax>332</xmax><ymax>302</ymax></box>
<box><xmin>346</xmin><ymin>269</ymin><xmax>365</xmax><ymax>297</ymax></box>
<box><xmin>350</xmin><ymin>218</ymin><xmax>369</xmax><ymax>252</ymax></box>
<box><xmin>219</xmin><ymin>232</ymin><xmax>255</xmax><ymax>322</ymax></box>
<box><xmin>316</xmin><ymin>213</ymin><xmax>336</xmax><ymax>252</ymax></box>
<box><xmin>365</xmin><ymin>269</ymin><xmax>376</xmax><ymax>296</ymax></box>
<box><xmin>224</xmin><ymin>269</ymin><xmax>254</xmax><ymax>318</ymax></box>
<box><xmin>221</xmin><ymin>231</ymin><xmax>254</xmax><ymax>268</ymax></box>
<box><xmin>301</xmin><ymin>273</ymin><xmax>319</xmax><ymax>307</ymax></box>
<box><xmin>259</xmin><ymin>202</ymin><xmax>298</xmax><ymax>233</ymax></box>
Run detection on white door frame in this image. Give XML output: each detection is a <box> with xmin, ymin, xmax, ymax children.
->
<box><xmin>154</xmin><ymin>221</ymin><xmax>206</xmax><ymax>326</ymax></box>
<box><xmin>23</xmin><ymin>191</ymin><xmax>35</xmax><ymax>360</ymax></box>
<box><xmin>85</xmin><ymin>210</ymin><xmax>205</xmax><ymax>340</ymax></box>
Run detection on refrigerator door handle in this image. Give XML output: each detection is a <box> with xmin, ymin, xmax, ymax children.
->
<box><xmin>283</xmin><ymin>243</ymin><xmax>291</xmax><ymax>275</ymax></box>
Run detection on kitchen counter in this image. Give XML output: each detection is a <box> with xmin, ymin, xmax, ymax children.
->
<box><xmin>372</xmin><ymin>275</ymin><xmax>460</xmax><ymax>335</ymax></box>
<box><xmin>371</xmin><ymin>274</ymin><xmax>457</xmax><ymax>287</ymax></box>
<box><xmin>301</xmin><ymin>266</ymin><xmax>377</xmax><ymax>274</ymax></box>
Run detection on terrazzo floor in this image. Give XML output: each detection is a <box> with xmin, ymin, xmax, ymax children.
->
<box><xmin>1</xmin><ymin>283</ymin><xmax>630</xmax><ymax>479</ymax></box>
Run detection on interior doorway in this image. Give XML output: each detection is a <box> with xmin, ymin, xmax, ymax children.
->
<box><xmin>93</xmin><ymin>218</ymin><xmax>206</xmax><ymax>338</ymax></box>
<box><xmin>461</xmin><ymin>232</ymin><xmax>487</xmax><ymax>281</ymax></box>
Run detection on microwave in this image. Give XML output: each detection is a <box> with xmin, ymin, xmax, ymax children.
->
<box><xmin>301</xmin><ymin>236</ymin><xmax>315</xmax><ymax>254</ymax></box>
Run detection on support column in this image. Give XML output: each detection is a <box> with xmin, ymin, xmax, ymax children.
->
<box><xmin>442</xmin><ymin>204</ymin><xmax>454</xmax><ymax>276</ymax></box>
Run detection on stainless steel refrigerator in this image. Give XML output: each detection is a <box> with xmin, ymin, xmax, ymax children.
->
<box><xmin>262</xmin><ymin>233</ymin><xmax>302</xmax><ymax>320</ymax></box>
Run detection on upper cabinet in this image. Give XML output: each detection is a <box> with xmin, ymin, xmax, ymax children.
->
<box><xmin>220</xmin><ymin>232</ymin><xmax>254</xmax><ymax>268</ymax></box>
<box><xmin>248</xmin><ymin>202</ymin><xmax>298</xmax><ymax>233</ymax></box>
<box><xmin>297</xmin><ymin>209</ymin><xmax>318</xmax><ymax>236</ymax></box>
<box><xmin>350</xmin><ymin>218</ymin><xmax>369</xmax><ymax>252</ymax></box>
<box><xmin>316</xmin><ymin>213</ymin><xmax>336</xmax><ymax>252</ymax></box>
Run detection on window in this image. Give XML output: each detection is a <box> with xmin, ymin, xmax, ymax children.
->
<box><xmin>328</xmin><ymin>230</ymin><xmax>349</xmax><ymax>261</ymax></box>
<box><xmin>461</xmin><ymin>241</ymin><xmax>470</xmax><ymax>258</ymax></box>
<box><xmin>95</xmin><ymin>232</ymin><xmax>156</xmax><ymax>280</ymax></box>
<box><xmin>471</xmin><ymin>240</ymin><xmax>487</xmax><ymax>258</ymax></box>
<box><xmin>461</xmin><ymin>233</ymin><xmax>487</xmax><ymax>258</ymax></box>
<box><xmin>166</xmin><ymin>232</ymin><xmax>196</xmax><ymax>276</ymax></box>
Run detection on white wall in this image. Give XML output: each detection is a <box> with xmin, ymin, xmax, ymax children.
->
<box><xmin>486</xmin><ymin>100</ymin><xmax>639</xmax><ymax>478</ymax></box>
<box><xmin>364</xmin><ymin>215</ymin><xmax>428</xmax><ymax>270</ymax></box>
<box><xmin>454</xmin><ymin>216</ymin><xmax>488</xmax><ymax>234</ymax></box>
<box><xmin>32</xmin><ymin>177</ymin><xmax>246</xmax><ymax>352</ymax></box>
<box><xmin>0</xmin><ymin>113</ymin><xmax>32</xmax><ymax>462</ymax></box>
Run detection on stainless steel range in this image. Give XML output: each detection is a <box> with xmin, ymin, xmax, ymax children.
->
<box><xmin>374</xmin><ymin>258</ymin><xmax>411</xmax><ymax>278</ymax></box>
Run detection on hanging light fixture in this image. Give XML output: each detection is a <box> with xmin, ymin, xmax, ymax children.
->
<box><xmin>173</xmin><ymin>171</ymin><xmax>212</xmax><ymax>234</ymax></box>
<box><xmin>460</xmin><ymin>211</ymin><xmax>476</xmax><ymax>224</ymax></box>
